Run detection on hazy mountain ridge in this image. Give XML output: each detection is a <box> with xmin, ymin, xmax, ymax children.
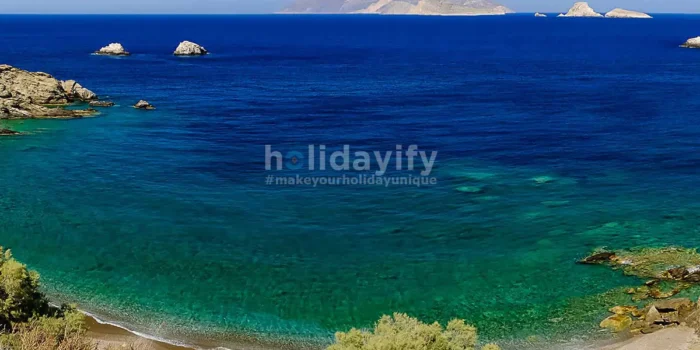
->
<box><xmin>282</xmin><ymin>0</ymin><xmax>514</xmax><ymax>15</ymax></box>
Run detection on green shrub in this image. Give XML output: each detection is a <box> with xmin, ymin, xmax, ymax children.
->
<box><xmin>0</xmin><ymin>247</ymin><xmax>51</xmax><ymax>331</ymax></box>
<box><xmin>327</xmin><ymin>313</ymin><xmax>500</xmax><ymax>350</ymax></box>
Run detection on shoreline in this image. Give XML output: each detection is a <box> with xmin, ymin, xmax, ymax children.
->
<box><xmin>77</xmin><ymin>308</ymin><xmax>320</xmax><ymax>350</ymax></box>
<box><xmin>85</xmin><ymin>314</ymin><xmax>195</xmax><ymax>350</ymax></box>
<box><xmin>82</xmin><ymin>311</ymin><xmax>199</xmax><ymax>350</ymax></box>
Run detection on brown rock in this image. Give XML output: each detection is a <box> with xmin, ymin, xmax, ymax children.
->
<box><xmin>649</xmin><ymin>287</ymin><xmax>681</xmax><ymax>300</ymax></box>
<box><xmin>0</xmin><ymin>65</ymin><xmax>96</xmax><ymax>119</ymax></box>
<box><xmin>61</xmin><ymin>80</ymin><xmax>97</xmax><ymax>101</ymax></box>
<box><xmin>653</xmin><ymin>311</ymin><xmax>680</xmax><ymax>326</ymax></box>
<box><xmin>600</xmin><ymin>314</ymin><xmax>633</xmax><ymax>332</ymax></box>
<box><xmin>666</xmin><ymin>267</ymin><xmax>688</xmax><ymax>280</ymax></box>
<box><xmin>579</xmin><ymin>251</ymin><xmax>616</xmax><ymax>264</ymax></box>
<box><xmin>654</xmin><ymin>298</ymin><xmax>693</xmax><ymax>313</ymax></box>
<box><xmin>610</xmin><ymin>306</ymin><xmax>638</xmax><ymax>315</ymax></box>
<box><xmin>645</xmin><ymin>306</ymin><xmax>662</xmax><ymax>322</ymax></box>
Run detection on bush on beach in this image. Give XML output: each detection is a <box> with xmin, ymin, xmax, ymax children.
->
<box><xmin>0</xmin><ymin>247</ymin><xmax>150</xmax><ymax>350</ymax></box>
<box><xmin>327</xmin><ymin>313</ymin><xmax>500</xmax><ymax>350</ymax></box>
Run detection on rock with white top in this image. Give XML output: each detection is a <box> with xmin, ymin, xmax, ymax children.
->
<box><xmin>605</xmin><ymin>8</ymin><xmax>652</xmax><ymax>18</ymax></box>
<box><xmin>535</xmin><ymin>12</ymin><xmax>547</xmax><ymax>17</ymax></box>
<box><xmin>560</xmin><ymin>2</ymin><xmax>603</xmax><ymax>17</ymax></box>
<box><xmin>133</xmin><ymin>100</ymin><xmax>155</xmax><ymax>110</ymax></box>
<box><xmin>173</xmin><ymin>41</ymin><xmax>208</xmax><ymax>56</ymax></box>
<box><xmin>95</xmin><ymin>43</ymin><xmax>130</xmax><ymax>56</ymax></box>
<box><xmin>681</xmin><ymin>37</ymin><xmax>700</xmax><ymax>49</ymax></box>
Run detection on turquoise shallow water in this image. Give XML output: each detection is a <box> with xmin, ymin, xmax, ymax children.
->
<box><xmin>3</xmin><ymin>14</ymin><xmax>700</xmax><ymax>349</ymax></box>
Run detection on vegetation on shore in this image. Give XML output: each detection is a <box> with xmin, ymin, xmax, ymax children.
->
<box><xmin>327</xmin><ymin>313</ymin><xmax>500</xmax><ymax>350</ymax></box>
<box><xmin>0</xmin><ymin>246</ymin><xmax>146</xmax><ymax>350</ymax></box>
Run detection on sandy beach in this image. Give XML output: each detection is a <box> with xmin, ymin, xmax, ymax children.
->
<box><xmin>85</xmin><ymin>316</ymin><xmax>193</xmax><ymax>350</ymax></box>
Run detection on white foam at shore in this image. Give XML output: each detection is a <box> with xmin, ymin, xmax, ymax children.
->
<box><xmin>50</xmin><ymin>303</ymin><xmax>232</xmax><ymax>350</ymax></box>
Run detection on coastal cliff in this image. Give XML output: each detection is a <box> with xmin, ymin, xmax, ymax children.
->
<box><xmin>281</xmin><ymin>0</ymin><xmax>514</xmax><ymax>15</ymax></box>
<box><xmin>0</xmin><ymin>65</ymin><xmax>97</xmax><ymax>119</ymax></box>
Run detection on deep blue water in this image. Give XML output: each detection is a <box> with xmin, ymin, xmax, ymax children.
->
<box><xmin>2</xmin><ymin>14</ymin><xmax>700</xmax><ymax>349</ymax></box>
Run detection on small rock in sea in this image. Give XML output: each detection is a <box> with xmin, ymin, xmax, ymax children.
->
<box><xmin>578</xmin><ymin>251</ymin><xmax>615</xmax><ymax>264</ymax></box>
<box><xmin>89</xmin><ymin>101</ymin><xmax>115</xmax><ymax>107</ymax></box>
<box><xmin>645</xmin><ymin>279</ymin><xmax>660</xmax><ymax>287</ymax></box>
<box><xmin>133</xmin><ymin>100</ymin><xmax>155</xmax><ymax>110</ymax></box>
<box><xmin>456</xmin><ymin>186</ymin><xmax>484</xmax><ymax>194</ymax></box>
<box><xmin>0</xmin><ymin>128</ymin><xmax>19</xmax><ymax>136</ymax></box>
<box><xmin>604</xmin><ymin>8</ymin><xmax>652</xmax><ymax>18</ymax></box>
<box><xmin>174</xmin><ymin>41</ymin><xmax>208</xmax><ymax>56</ymax></box>
<box><xmin>95</xmin><ymin>43</ymin><xmax>130</xmax><ymax>56</ymax></box>
<box><xmin>535</xmin><ymin>12</ymin><xmax>547</xmax><ymax>17</ymax></box>
<box><xmin>681</xmin><ymin>37</ymin><xmax>700</xmax><ymax>49</ymax></box>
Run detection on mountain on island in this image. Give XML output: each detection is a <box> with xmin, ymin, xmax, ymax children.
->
<box><xmin>281</xmin><ymin>0</ymin><xmax>514</xmax><ymax>15</ymax></box>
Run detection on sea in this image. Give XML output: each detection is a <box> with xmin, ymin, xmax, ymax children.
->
<box><xmin>2</xmin><ymin>13</ymin><xmax>700</xmax><ymax>349</ymax></box>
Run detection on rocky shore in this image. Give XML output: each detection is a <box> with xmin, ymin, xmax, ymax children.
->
<box><xmin>0</xmin><ymin>64</ymin><xmax>99</xmax><ymax>121</ymax></box>
<box><xmin>579</xmin><ymin>247</ymin><xmax>700</xmax><ymax>348</ymax></box>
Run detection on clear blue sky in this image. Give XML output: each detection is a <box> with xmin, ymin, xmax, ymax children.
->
<box><xmin>2</xmin><ymin>0</ymin><xmax>697</xmax><ymax>14</ymax></box>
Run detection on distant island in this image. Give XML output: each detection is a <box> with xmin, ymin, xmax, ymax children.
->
<box><xmin>280</xmin><ymin>0</ymin><xmax>514</xmax><ymax>15</ymax></box>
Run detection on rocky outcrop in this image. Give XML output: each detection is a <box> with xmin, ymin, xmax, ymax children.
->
<box><xmin>0</xmin><ymin>65</ymin><xmax>97</xmax><ymax>119</ymax></box>
<box><xmin>559</xmin><ymin>2</ymin><xmax>603</xmax><ymax>17</ymax></box>
<box><xmin>282</xmin><ymin>0</ymin><xmax>514</xmax><ymax>15</ymax></box>
<box><xmin>600</xmin><ymin>298</ymin><xmax>697</xmax><ymax>335</ymax></box>
<box><xmin>605</xmin><ymin>8</ymin><xmax>652</xmax><ymax>18</ymax></box>
<box><xmin>61</xmin><ymin>80</ymin><xmax>97</xmax><ymax>101</ymax></box>
<box><xmin>95</xmin><ymin>43</ymin><xmax>130</xmax><ymax>56</ymax></box>
<box><xmin>681</xmin><ymin>37</ymin><xmax>700</xmax><ymax>49</ymax></box>
<box><xmin>133</xmin><ymin>100</ymin><xmax>155</xmax><ymax>110</ymax></box>
<box><xmin>89</xmin><ymin>101</ymin><xmax>115</xmax><ymax>107</ymax></box>
<box><xmin>174</xmin><ymin>41</ymin><xmax>208</xmax><ymax>56</ymax></box>
<box><xmin>535</xmin><ymin>12</ymin><xmax>547</xmax><ymax>17</ymax></box>
<box><xmin>0</xmin><ymin>128</ymin><xmax>20</xmax><ymax>136</ymax></box>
